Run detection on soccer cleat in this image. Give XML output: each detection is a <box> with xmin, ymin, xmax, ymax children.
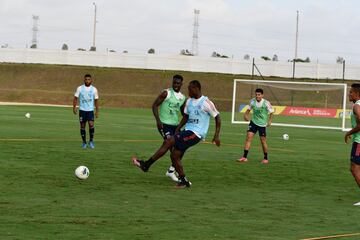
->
<box><xmin>89</xmin><ymin>141</ymin><xmax>95</xmax><ymax>149</ymax></box>
<box><xmin>131</xmin><ymin>156</ymin><xmax>148</xmax><ymax>172</ymax></box>
<box><xmin>176</xmin><ymin>177</ymin><xmax>191</xmax><ymax>189</ymax></box>
<box><xmin>261</xmin><ymin>159</ymin><xmax>269</xmax><ymax>164</ymax></box>
<box><xmin>165</xmin><ymin>166</ymin><xmax>179</xmax><ymax>182</ymax></box>
<box><xmin>82</xmin><ymin>142</ymin><xmax>87</xmax><ymax>149</ymax></box>
<box><xmin>176</xmin><ymin>180</ymin><xmax>191</xmax><ymax>189</ymax></box>
<box><xmin>236</xmin><ymin>157</ymin><xmax>248</xmax><ymax>163</ymax></box>
<box><xmin>354</xmin><ymin>202</ymin><xmax>360</xmax><ymax>206</ymax></box>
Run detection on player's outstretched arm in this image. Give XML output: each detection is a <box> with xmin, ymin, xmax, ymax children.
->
<box><xmin>212</xmin><ymin>114</ymin><xmax>221</xmax><ymax>147</ymax></box>
<box><xmin>152</xmin><ymin>91</ymin><xmax>167</xmax><ymax>131</ymax></box>
<box><xmin>73</xmin><ymin>96</ymin><xmax>78</xmax><ymax>115</ymax></box>
<box><xmin>346</xmin><ymin>105</ymin><xmax>360</xmax><ymax>143</ymax></box>
<box><xmin>94</xmin><ymin>99</ymin><xmax>99</xmax><ymax>118</ymax></box>
<box><xmin>267</xmin><ymin>113</ymin><xmax>273</xmax><ymax>127</ymax></box>
<box><xmin>244</xmin><ymin>109</ymin><xmax>250</xmax><ymax>121</ymax></box>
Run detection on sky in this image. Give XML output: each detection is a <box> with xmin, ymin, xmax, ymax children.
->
<box><xmin>1</xmin><ymin>0</ymin><xmax>360</xmax><ymax>63</ymax></box>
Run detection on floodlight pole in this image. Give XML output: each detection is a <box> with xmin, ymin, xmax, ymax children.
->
<box><xmin>292</xmin><ymin>11</ymin><xmax>299</xmax><ymax>79</ymax></box>
<box><xmin>92</xmin><ymin>2</ymin><xmax>97</xmax><ymax>50</ymax></box>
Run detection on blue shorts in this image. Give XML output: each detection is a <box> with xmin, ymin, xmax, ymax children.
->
<box><xmin>161</xmin><ymin>124</ymin><xmax>177</xmax><ymax>140</ymax></box>
<box><xmin>174</xmin><ymin>130</ymin><xmax>201</xmax><ymax>153</ymax></box>
<box><xmin>248</xmin><ymin>121</ymin><xmax>266</xmax><ymax>137</ymax></box>
<box><xmin>351</xmin><ymin>142</ymin><xmax>360</xmax><ymax>165</ymax></box>
<box><xmin>79</xmin><ymin>110</ymin><xmax>94</xmax><ymax>123</ymax></box>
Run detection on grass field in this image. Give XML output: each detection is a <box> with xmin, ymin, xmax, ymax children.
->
<box><xmin>1</xmin><ymin>105</ymin><xmax>360</xmax><ymax>240</ymax></box>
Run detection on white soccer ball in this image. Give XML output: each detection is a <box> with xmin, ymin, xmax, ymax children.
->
<box><xmin>75</xmin><ymin>166</ymin><xmax>90</xmax><ymax>180</ymax></box>
<box><xmin>25</xmin><ymin>112</ymin><xmax>31</xmax><ymax>119</ymax></box>
<box><xmin>282</xmin><ymin>134</ymin><xmax>289</xmax><ymax>141</ymax></box>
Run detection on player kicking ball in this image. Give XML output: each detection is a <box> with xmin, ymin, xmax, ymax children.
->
<box><xmin>238</xmin><ymin>88</ymin><xmax>273</xmax><ymax>164</ymax></box>
<box><xmin>132</xmin><ymin>80</ymin><xmax>221</xmax><ymax>188</ymax></box>
<box><xmin>152</xmin><ymin>74</ymin><xmax>186</xmax><ymax>182</ymax></box>
<box><xmin>73</xmin><ymin>74</ymin><xmax>99</xmax><ymax>149</ymax></box>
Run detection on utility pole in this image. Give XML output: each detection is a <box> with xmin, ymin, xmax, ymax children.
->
<box><xmin>294</xmin><ymin>10</ymin><xmax>299</xmax><ymax>60</ymax></box>
<box><xmin>191</xmin><ymin>9</ymin><xmax>200</xmax><ymax>56</ymax></box>
<box><xmin>31</xmin><ymin>15</ymin><xmax>39</xmax><ymax>48</ymax></box>
<box><xmin>91</xmin><ymin>2</ymin><xmax>97</xmax><ymax>51</ymax></box>
<box><xmin>292</xmin><ymin>10</ymin><xmax>299</xmax><ymax>79</ymax></box>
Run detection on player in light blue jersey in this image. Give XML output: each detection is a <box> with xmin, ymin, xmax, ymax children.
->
<box><xmin>132</xmin><ymin>80</ymin><xmax>221</xmax><ymax>188</ymax></box>
<box><xmin>73</xmin><ymin>74</ymin><xmax>99</xmax><ymax>149</ymax></box>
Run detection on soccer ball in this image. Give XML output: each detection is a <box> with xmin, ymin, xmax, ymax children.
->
<box><xmin>25</xmin><ymin>113</ymin><xmax>31</xmax><ymax>119</ymax></box>
<box><xmin>282</xmin><ymin>134</ymin><xmax>289</xmax><ymax>141</ymax></box>
<box><xmin>75</xmin><ymin>166</ymin><xmax>90</xmax><ymax>180</ymax></box>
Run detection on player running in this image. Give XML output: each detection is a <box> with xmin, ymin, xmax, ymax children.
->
<box><xmin>73</xmin><ymin>74</ymin><xmax>99</xmax><ymax>149</ymax></box>
<box><xmin>345</xmin><ymin>83</ymin><xmax>360</xmax><ymax>206</ymax></box>
<box><xmin>152</xmin><ymin>74</ymin><xmax>186</xmax><ymax>182</ymax></box>
<box><xmin>237</xmin><ymin>88</ymin><xmax>273</xmax><ymax>164</ymax></box>
<box><xmin>132</xmin><ymin>80</ymin><xmax>221</xmax><ymax>188</ymax></box>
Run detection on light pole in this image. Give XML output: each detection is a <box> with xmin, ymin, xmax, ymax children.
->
<box><xmin>91</xmin><ymin>2</ymin><xmax>97</xmax><ymax>51</ymax></box>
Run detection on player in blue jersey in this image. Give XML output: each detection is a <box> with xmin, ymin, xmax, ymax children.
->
<box><xmin>132</xmin><ymin>80</ymin><xmax>221</xmax><ymax>188</ymax></box>
<box><xmin>73</xmin><ymin>74</ymin><xmax>99</xmax><ymax>149</ymax></box>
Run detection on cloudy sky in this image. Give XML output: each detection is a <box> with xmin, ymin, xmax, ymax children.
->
<box><xmin>1</xmin><ymin>0</ymin><xmax>360</xmax><ymax>63</ymax></box>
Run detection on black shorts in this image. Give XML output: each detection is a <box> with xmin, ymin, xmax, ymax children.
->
<box><xmin>161</xmin><ymin>124</ymin><xmax>177</xmax><ymax>140</ymax></box>
<box><xmin>79</xmin><ymin>110</ymin><xmax>94</xmax><ymax>123</ymax></box>
<box><xmin>248</xmin><ymin>121</ymin><xmax>266</xmax><ymax>137</ymax></box>
<box><xmin>351</xmin><ymin>142</ymin><xmax>360</xmax><ymax>165</ymax></box>
<box><xmin>174</xmin><ymin>130</ymin><xmax>201</xmax><ymax>153</ymax></box>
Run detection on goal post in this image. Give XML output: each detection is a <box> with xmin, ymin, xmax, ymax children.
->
<box><xmin>231</xmin><ymin>79</ymin><xmax>349</xmax><ymax>131</ymax></box>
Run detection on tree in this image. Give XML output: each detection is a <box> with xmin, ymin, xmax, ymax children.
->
<box><xmin>211</xmin><ymin>51</ymin><xmax>229</xmax><ymax>58</ymax></box>
<box><xmin>89</xmin><ymin>46</ymin><xmax>96</xmax><ymax>51</ymax></box>
<box><xmin>61</xmin><ymin>43</ymin><xmax>68</xmax><ymax>50</ymax></box>
<box><xmin>77</xmin><ymin>48</ymin><xmax>86</xmax><ymax>51</ymax></box>
<box><xmin>243</xmin><ymin>54</ymin><xmax>250</xmax><ymax>60</ymax></box>
<box><xmin>148</xmin><ymin>48</ymin><xmax>155</xmax><ymax>54</ymax></box>
<box><xmin>109</xmin><ymin>49</ymin><xmax>116</xmax><ymax>53</ymax></box>
<box><xmin>304</xmin><ymin>57</ymin><xmax>310</xmax><ymax>63</ymax></box>
<box><xmin>30</xmin><ymin>44</ymin><xmax>37</xmax><ymax>49</ymax></box>
<box><xmin>261</xmin><ymin>56</ymin><xmax>271</xmax><ymax>61</ymax></box>
<box><xmin>272</xmin><ymin>54</ymin><xmax>278</xmax><ymax>61</ymax></box>
<box><xmin>180</xmin><ymin>49</ymin><xmax>193</xmax><ymax>56</ymax></box>
<box><xmin>1</xmin><ymin>43</ymin><xmax>9</xmax><ymax>48</ymax></box>
<box><xmin>336</xmin><ymin>56</ymin><xmax>344</xmax><ymax>64</ymax></box>
<box><xmin>123</xmin><ymin>50</ymin><xmax>128</xmax><ymax>53</ymax></box>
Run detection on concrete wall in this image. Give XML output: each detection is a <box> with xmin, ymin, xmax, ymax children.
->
<box><xmin>1</xmin><ymin>48</ymin><xmax>358</xmax><ymax>80</ymax></box>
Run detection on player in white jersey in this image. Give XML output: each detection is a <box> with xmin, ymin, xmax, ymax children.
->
<box><xmin>132</xmin><ymin>80</ymin><xmax>221</xmax><ymax>188</ymax></box>
<box><xmin>73</xmin><ymin>74</ymin><xmax>99</xmax><ymax>149</ymax></box>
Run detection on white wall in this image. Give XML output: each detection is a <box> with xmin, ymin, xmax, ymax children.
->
<box><xmin>0</xmin><ymin>48</ymin><xmax>358</xmax><ymax>80</ymax></box>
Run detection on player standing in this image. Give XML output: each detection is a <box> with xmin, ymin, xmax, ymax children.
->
<box><xmin>152</xmin><ymin>74</ymin><xmax>186</xmax><ymax>182</ymax></box>
<box><xmin>132</xmin><ymin>80</ymin><xmax>221</xmax><ymax>188</ymax></box>
<box><xmin>345</xmin><ymin>83</ymin><xmax>360</xmax><ymax>205</ymax></box>
<box><xmin>73</xmin><ymin>74</ymin><xmax>99</xmax><ymax>149</ymax></box>
<box><xmin>237</xmin><ymin>88</ymin><xmax>273</xmax><ymax>164</ymax></box>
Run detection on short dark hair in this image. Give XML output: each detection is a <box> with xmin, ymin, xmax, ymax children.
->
<box><xmin>351</xmin><ymin>83</ymin><xmax>360</xmax><ymax>93</ymax></box>
<box><xmin>84</xmin><ymin>74</ymin><xmax>92</xmax><ymax>78</ymax></box>
<box><xmin>173</xmin><ymin>74</ymin><xmax>183</xmax><ymax>81</ymax></box>
<box><xmin>255</xmin><ymin>88</ymin><xmax>263</xmax><ymax>94</ymax></box>
<box><xmin>189</xmin><ymin>80</ymin><xmax>201</xmax><ymax>90</ymax></box>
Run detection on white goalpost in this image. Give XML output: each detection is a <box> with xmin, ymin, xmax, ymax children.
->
<box><xmin>231</xmin><ymin>79</ymin><xmax>349</xmax><ymax>131</ymax></box>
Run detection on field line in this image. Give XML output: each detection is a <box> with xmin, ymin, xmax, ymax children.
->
<box><xmin>300</xmin><ymin>232</ymin><xmax>360</xmax><ymax>240</ymax></box>
<box><xmin>0</xmin><ymin>101</ymin><xmax>72</xmax><ymax>107</ymax></box>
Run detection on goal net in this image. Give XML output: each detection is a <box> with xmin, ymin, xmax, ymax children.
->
<box><xmin>231</xmin><ymin>79</ymin><xmax>350</xmax><ymax>131</ymax></box>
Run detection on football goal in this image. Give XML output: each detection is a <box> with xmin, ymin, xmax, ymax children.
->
<box><xmin>231</xmin><ymin>79</ymin><xmax>350</xmax><ymax>131</ymax></box>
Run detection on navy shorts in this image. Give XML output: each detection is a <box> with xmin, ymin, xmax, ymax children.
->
<box><xmin>248</xmin><ymin>121</ymin><xmax>266</xmax><ymax>137</ymax></box>
<box><xmin>79</xmin><ymin>110</ymin><xmax>94</xmax><ymax>123</ymax></box>
<box><xmin>160</xmin><ymin>124</ymin><xmax>177</xmax><ymax>140</ymax></box>
<box><xmin>351</xmin><ymin>142</ymin><xmax>360</xmax><ymax>165</ymax></box>
<box><xmin>174</xmin><ymin>130</ymin><xmax>201</xmax><ymax>153</ymax></box>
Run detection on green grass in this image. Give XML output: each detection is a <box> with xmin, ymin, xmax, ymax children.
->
<box><xmin>1</xmin><ymin>105</ymin><xmax>360</xmax><ymax>240</ymax></box>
